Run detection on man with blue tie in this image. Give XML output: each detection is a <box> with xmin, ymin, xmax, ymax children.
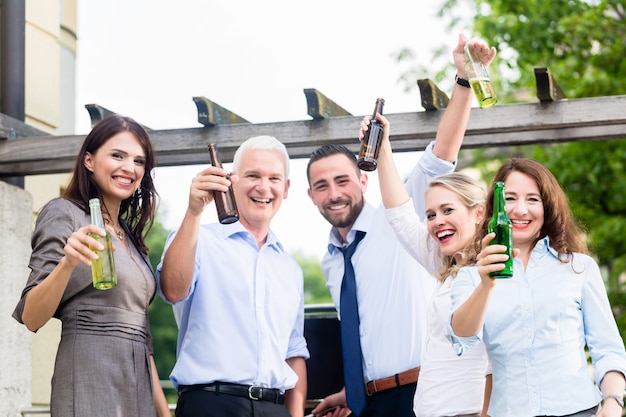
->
<box><xmin>306</xmin><ymin>35</ymin><xmax>495</xmax><ymax>417</ymax></box>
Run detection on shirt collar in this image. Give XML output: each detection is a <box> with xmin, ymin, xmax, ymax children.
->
<box><xmin>222</xmin><ymin>221</ymin><xmax>285</xmax><ymax>253</ymax></box>
<box><xmin>533</xmin><ymin>236</ymin><xmax>559</xmax><ymax>259</ymax></box>
<box><xmin>327</xmin><ymin>202</ymin><xmax>374</xmax><ymax>254</ymax></box>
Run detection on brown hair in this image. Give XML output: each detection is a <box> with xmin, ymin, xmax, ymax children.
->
<box><xmin>479</xmin><ymin>157</ymin><xmax>587</xmax><ymax>260</ymax></box>
<box><xmin>63</xmin><ymin>115</ymin><xmax>158</xmax><ymax>255</ymax></box>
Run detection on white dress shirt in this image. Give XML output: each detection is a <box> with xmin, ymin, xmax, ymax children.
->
<box><xmin>321</xmin><ymin>142</ymin><xmax>453</xmax><ymax>383</ymax></box>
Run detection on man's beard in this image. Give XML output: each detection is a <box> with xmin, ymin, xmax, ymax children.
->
<box><xmin>321</xmin><ymin>196</ymin><xmax>365</xmax><ymax>229</ymax></box>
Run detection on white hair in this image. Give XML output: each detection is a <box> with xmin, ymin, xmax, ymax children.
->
<box><xmin>232</xmin><ymin>135</ymin><xmax>290</xmax><ymax>177</ymax></box>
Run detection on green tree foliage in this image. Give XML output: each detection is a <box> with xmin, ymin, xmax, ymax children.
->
<box><xmin>145</xmin><ymin>218</ymin><xmax>178</xmax><ymax>402</ymax></box>
<box><xmin>425</xmin><ymin>0</ymin><xmax>626</xmax><ymax>340</ymax></box>
<box><xmin>293</xmin><ymin>251</ymin><xmax>333</xmax><ymax>305</ymax></box>
<box><xmin>450</xmin><ymin>0</ymin><xmax>626</xmax><ymax>98</ymax></box>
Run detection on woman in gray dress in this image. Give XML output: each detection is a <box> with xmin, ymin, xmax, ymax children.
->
<box><xmin>13</xmin><ymin>115</ymin><xmax>170</xmax><ymax>417</ymax></box>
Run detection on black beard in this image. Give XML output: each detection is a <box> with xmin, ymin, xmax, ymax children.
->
<box><xmin>321</xmin><ymin>196</ymin><xmax>365</xmax><ymax>229</ymax></box>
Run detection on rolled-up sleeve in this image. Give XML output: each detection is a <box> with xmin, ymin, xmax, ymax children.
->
<box><xmin>446</xmin><ymin>267</ymin><xmax>483</xmax><ymax>355</ymax></box>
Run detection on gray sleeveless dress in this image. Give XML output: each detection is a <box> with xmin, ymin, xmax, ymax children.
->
<box><xmin>13</xmin><ymin>198</ymin><xmax>158</xmax><ymax>417</ymax></box>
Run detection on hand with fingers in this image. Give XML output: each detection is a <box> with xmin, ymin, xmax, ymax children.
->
<box><xmin>475</xmin><ymin>232</ymin><xmax>519</xmax><ymax>286</ymax></box>
<box><xmin>187</xmin><ymin>166</ymin><xmax>239</xmax><ymax>216</ymax></box>
<box><xmin>63</xmin><ymin>224</ymin><xmax>110</xmax><ymax>268</ymax></box>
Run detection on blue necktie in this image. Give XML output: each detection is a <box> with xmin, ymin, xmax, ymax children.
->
<box><xmin>338</xmin><ymin>230</ymin><xmax>366</xmax><ymax>416</ymax></box>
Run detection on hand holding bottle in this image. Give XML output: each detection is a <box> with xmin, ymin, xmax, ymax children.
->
<box><xmin>475</xmin><ymin>232</ymin><xmax>520</xmax><ymax>284</ymax></box>
<box><xmin>456</xmin><ymin>34</ymin><xmax>498</xmax><ymax>108</ymax></box>
<box><xmin>453</xmin><ymin>33</ymin><xmax>496</xmax><ymax>73</ymax></box>
<box><xmin>357</xmin><ymin>98</ymin><xmax>385</xmax><ymax>171</ymax></box>
<box><xmin>187</xmin><ymin>166</ymin><xmax>239</xmax><ymax>217</ymax></box>
<box><xmin>358</xmin><ymin>110</ymin><xmax>391</xmax><ymax>156</ymax></box>
<box><xmin>63</xmin><ymin>224</ymin><xmax>109</xmax><ymax>268</ymax></box>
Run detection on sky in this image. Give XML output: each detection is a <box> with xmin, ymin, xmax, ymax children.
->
<box><xmin>74</xmin><ymin>0</ymin><xmax>465</xmax><ymax>259</ymax></box>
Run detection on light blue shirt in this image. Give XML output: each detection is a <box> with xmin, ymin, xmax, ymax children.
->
<box><xmin>449</xmin><ymin>237</ymin><xmax>626</xmax><ymax>417</ymax></box>
<box><xmin>322</xmin><ymin>142</ymin><xmax>453</xmax><ymax>382</ymax></box>
<box><xmin>156</xmin><ymin>221</ymin><xmax>309</xmax><ymax>392</ymax></box>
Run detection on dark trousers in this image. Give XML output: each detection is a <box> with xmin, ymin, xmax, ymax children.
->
<box><xmin>356</xmin><ymin>382</ymin><xmax>417</xmax><ymax>417</ymax></box>
<box><xmin>175</xmin><ymin>389</ymin><xmax>292</xmax><ymax>417</ymax></box>
<box><xmin>536</xmin><ymin>405</ymin><xmax>599</xmax><ymax>417</ymax></box>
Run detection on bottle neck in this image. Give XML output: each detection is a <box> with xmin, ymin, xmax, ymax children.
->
<box><xmin>493</xmin><ymin>185</ymin><xmax>506</xmax><ymax>214</ymax></box>
<box><xmin>89</xmin><ymin>199</ymin><xmax>106</xmax><ymax>228</ymax></box>
<box><xmin>370</xmin><ymin>99</ymin><xmax>384</xmax><ymax>119</ymax></box>
<box><xmin>208</xmin><ymin>144</ymin><xmax>223</xmax><ymax>168</ymax></box>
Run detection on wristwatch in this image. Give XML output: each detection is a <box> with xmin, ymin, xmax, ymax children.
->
<box><xmin>455</xmin><ymin>74</ymin><xmax>471</xmax><ymax>88</ymax></box>
<box><xmin>603</xmin><ymin>394</ymin><xmax>624</xmax><ymax>407</ymax></box>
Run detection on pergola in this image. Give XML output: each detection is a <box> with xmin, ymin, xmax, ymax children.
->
<box><xmin>1</xmin><ymin>68</ymin><xmax>626</xmax><ymax>178</ymax></box>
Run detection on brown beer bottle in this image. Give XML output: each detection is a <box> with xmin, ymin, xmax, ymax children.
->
<box><xmin>208</xmin><ymin>144</ymin><xmax>239</xmax><ymax>224</ymax></box>
<box><xmin>357</xmin><ymin>98</ymin><xmax>385</xmax><ymax>171</ymax></box>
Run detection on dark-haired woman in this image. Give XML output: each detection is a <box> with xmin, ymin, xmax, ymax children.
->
<box><xmin>13</xmin><ymin>115</ymin><xmax>170</xmax><ymax>417</ymax></box>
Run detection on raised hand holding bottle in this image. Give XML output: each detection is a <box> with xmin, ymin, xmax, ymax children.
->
<box><xmin>464</xmin><ymin>37</ymin><xmax>497</xmax><ymax>109</ymax></box>
<box><xmin>357</xmin><ymin>98</ymin><xmax>385</xmax><ymax>171</ymax></box>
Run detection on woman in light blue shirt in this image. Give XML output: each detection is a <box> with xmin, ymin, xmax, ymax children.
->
<box><xmin>450</xmin><ymin>158</ymin><xmax>626</xmax><ymax>417</ymax></box>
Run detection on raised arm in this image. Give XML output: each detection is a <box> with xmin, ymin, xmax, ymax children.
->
<box><xmin>431</xmin><ymin>33</ymin><xmax>496</xmax><ymax>162</ymax></box>
<box><xmin>362</xmin><ymin>114</ymin><xmax>410</xmax><ymax>210</ymax></box>
<box><xmin>372</xmin><ymin>34</ymin><xmax>497</xmax><ymax>212</ymax></box>
<box><xmin>159</xmin><ymin>166</ymin><xmax>234</xmax><ymax>302</ymax></box>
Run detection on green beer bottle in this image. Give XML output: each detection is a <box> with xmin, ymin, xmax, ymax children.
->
<box><xmin>488</xmin><ymin>181</ymin><xmax>513</xmax><ymax>278</ymax></box>
<box><xmin>89</xmin><ymin>198</ymin><xmax>117</xmax><ymax>289</ymax></box>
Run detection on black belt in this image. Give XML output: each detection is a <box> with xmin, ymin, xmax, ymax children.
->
<box><xmin>178</xmin><ymin>382</ymin><xmax>285</xmax><ymax>404</ymax></box>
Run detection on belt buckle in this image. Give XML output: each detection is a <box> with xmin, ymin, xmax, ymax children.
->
<box><xmin>248</xmin><ymin>385</ymin><xmax>262</xmax><ymax>401</ymax></box>
<box><xmin>367</xmin><ymin>380</ymin><xmax>377</xmax><ymax>396</ymax></box>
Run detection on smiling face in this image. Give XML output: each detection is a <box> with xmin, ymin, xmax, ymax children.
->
<box><xmin>233</xmin><ymin>148</ymin><xmax>289</xmax><ymax>234</ymax></box>
<box><xmin>307</xmin><ymin>153</ymin><xmax>367</xmax><ymax>241</ymax></box>
<box><xmin>83</xmin><ymin>131</ymin><xmax>146</xmax><ymax>209</ymax></box>
<box><xmin>426</xmin><ymin>185</ymin><xmax>484</xmax><ymax>257</ymax></box>
<box><xmin>503</xmin><ymin>170</ymin><xmax>544</xmax><ymax>254</ymax></box>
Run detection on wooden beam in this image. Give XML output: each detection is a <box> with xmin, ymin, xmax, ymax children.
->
<box><xmin>1</xmin><ymin>95</ymin><xmax>625</xmax><ymax>176</ymax></box>
<box><xmin>303</xmin><ymin>89</ymin><xmax>351</xmax><ymax>119</ymax></box>
<box><xmin>192</xmin><ymin>96</ymin><xmax>249</xmax><ymax>127</ymax></box>
<box><xmin>0</xmin><ymin>113</ymin><xmax>49</xmax><ymax>138</ymax></box>
<box><xmin>417</xmin><ymin>79</ymin><xmax>449</xmax><ymax>111</ymax></box>
<box><xmin>534</xmin><ymin>67</ymin><xmax>567</xmax><ymax>102</ymax></box>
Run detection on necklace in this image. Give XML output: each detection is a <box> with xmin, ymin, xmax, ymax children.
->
<box><xmin>104</xmin><ymin>217</ymin><xmax>123</xmax><ymax>240</ymax></box>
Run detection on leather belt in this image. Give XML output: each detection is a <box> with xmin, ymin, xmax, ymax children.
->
<box><xmin>365</xmin><ymin>366</ymin><xmax>420</xmax><ymax>396</ymax></box>
<box><xmin>178</xmin><ymin>382</ymin><xmax>284</xmax><ymax>404</ymax></box>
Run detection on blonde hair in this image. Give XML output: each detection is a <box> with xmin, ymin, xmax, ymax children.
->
<box><xmin>427</xmin><ymin>172</ymin><xmax>486</xmax><ymax>281</ymax></box>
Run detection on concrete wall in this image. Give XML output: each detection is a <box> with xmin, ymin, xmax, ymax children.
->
<box><xmin>0</xmin><ymin>182</ymin><xmax>33</xmax><ymax>416</ymax></box>
<box><xmin>1</xmin><ymin>0</ymin><xmax>77</xmax><ymax>415</ymax></box>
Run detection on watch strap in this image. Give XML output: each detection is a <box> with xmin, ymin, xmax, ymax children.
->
<box><xmin>455</xmin><ymin>74</ymin><xmax>471</xmax><ymax>88</ymax></box>
<box><xmin>604</xmin><ymin>394</ymin><xmax>624</xmax><ymax>407</ymax></box>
